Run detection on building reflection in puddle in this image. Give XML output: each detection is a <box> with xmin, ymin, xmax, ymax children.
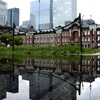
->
<box><xmin>0</xmin><ymin>55</ymin><xmax>100</xmax><ymax>100</ymax></box>
<box><xmin>3</xmin><ymin>75</ymin><xmax>29</xmax><ymax>100</ymax></box>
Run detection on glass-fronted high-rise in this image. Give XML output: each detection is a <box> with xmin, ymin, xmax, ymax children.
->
<box><xmin>0</xmin><ymin>0</ymin><xmax>7</xmax><ymax>25</ymax></box>
<box><xmin>30</xmin><ymin>0</ymin><xmax>77</xmax><ymax>30</ymax></box>
<box><xmin>7</xmin><ymin>8</ymin><xmax>19</xmax><ymax>26</ymax></box>
<box><xmin>53</xmin><ymin>0</ymin><xmax>77</xmax><ymax>27</ymax></box>
<box><xmin>30</xmin><ymin>0</ymin><xmax>53</xmax><ymax>30</ymax></box>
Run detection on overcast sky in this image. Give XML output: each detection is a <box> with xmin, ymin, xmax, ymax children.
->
<box><xmin>3</xmin><ymin>0</ymin><xmax>100</xmax><ymax>25</ymax></box>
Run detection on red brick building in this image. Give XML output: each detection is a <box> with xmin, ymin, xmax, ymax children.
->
<box><xmin>22</xmin><ymin>19</ymin><xmax>100</xmax><ymax>49</ymax></box>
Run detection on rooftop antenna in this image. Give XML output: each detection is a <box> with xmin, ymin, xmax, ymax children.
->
<box><xmin>38</xmin><ymin>0</ymin><xmax>40</xmax><ymax>31</ymax></box>
<box><xmin>82</xmin><ymin>15</ymin><xmax>84</xmax><ymax>20</ymax></box>
<box><xmin>90</xmin><ymin>15</ymin><xmax>92</xmax><ymax>19</ymax></box>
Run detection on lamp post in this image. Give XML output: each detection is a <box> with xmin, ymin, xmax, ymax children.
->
<box><xmin>90</xmin><ymin>29</ymin><xmax>93</xmax><ymax>49</ymax></box>
<box><xmin>79</xmin><ymin>13</ymin><xmax>82</xmax><ymax>54</ymax></box>
<box><xmin>12</xmin><ymin>23</ymin><xmax>16</xmax><ymax>51</ymax></box>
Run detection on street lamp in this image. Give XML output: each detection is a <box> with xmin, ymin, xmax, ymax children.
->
<box><xmin>79</xmin><ymin>13</ymin><xmax>82</xmax><ymax>53</ymax></box>
<box><xmin>12</xmin><ymin>23</ymin><xmax>16</xmax><ymax>51</ymax></box>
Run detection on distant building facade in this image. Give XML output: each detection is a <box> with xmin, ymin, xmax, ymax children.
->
<box><xmin>53</xmin><ymin>0</ymin><xmax>77</xmax><ymax>27</ymax></box>
<box><xmin>0</xmin><ymin>0</ymin><xmax>7</xmax><ymax>25</ymax></box>
<box><xmin>30</xmin><ymin>0</ymin><xmax>53</xmax><ymax>30</ymax></box>
<box><xmin>21</xmin><ymin>19</ymin><xmax>100</xmax><ymax>49</ymax></box>
<box><xmin>22</xmin><ymin>20</ymin><xmax>31</xmax><ymax>29</ymax></box>
<box><xmin>7</xmin><ymin>8</ymin><xmax>19</xmax><ymax>26</ymax></box>
<box><xmin>30</xmin><ymin>0</ymin><xmax>77</xmax><ymax>30</ymax></box>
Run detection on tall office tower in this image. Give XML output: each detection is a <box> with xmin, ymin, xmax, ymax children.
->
<box><xmin>0</xmin><ymin>0</ymin><xmax>7</xmax><ymax>25</ymax></box>
<box><xmin>53</xmin><ymin>0</ymin><xmax>77</xmax><ymax>27</ymax></box>
<box><xmin>30</xmin><ymin>0</ymin><xmax>77</xmax><ymax>30</ymax></box>
<box><xmin>7</xmin><ymin>8</ymin><xmax>19</xmax><ymax>26</ymax></box>
<box><xmin>30</xmin><ymin>0</ymin><xmax>53</xmax><ymax>30</ymax></box>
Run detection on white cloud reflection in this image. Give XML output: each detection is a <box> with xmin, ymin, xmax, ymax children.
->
<box><xmin>3</xmin><ymin>75</ymin><xmax>30</xmax><ymax>100</ymax></box>
<box><xmin>77</xmin><ymin>78</ymin><xmax>100</xmax><ymax>100</ymax></box>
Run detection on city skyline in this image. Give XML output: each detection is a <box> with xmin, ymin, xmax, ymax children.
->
<box><xmin>2</xmin><ymin>0</ymin><xmax>100</xmax><ymax>25</ymax></box>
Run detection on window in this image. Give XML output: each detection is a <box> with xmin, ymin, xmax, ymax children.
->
<box><xmin>88</xmin><ymin>31</ymin><xmax>90</xmax><ymax>35</ymax></box>
<box><xmin>62</xmin><ymin>38</ymin><xmax>64</xmax><ymax>42</ymax></box>
<box><xmin>27</xmin><ymin>40</ymin><xmax>29</xmax><ymax>43</ymax></box>
<box><xmin>67</xmin><ymin>32</ymin><xmax>69</xmax><ymax>36</ymax></box>
<box><xmin>82</xmin><ymin>37</ymin><xmax>84</xmax><ymax>41</ymax></box>
<box><xmin>88</xmin><ymin>37</ymin><xmax>90</xmax><ymax>41</ymax></box>
<box><xmin>97</xmin><ymin>31</ymin><xmax>100</xmax><ymax>35</ymax></box>
<box><xmin>58</xmin><ymin>38</ymin><xmax>60</xmax><ymax>42</ymax></box>
<box><xmin>30</xmin><ymin>40</ymin><xmax>32</xmax><ymax>43</ymax></box>
<box><xmin>85</xmin><ymin>31</ymin><xmax>87</xmax><ymax>35</ymax></box>
<box><xmin>75</xmin><ymin>38</ymin><xmax>78</xmax><ymax>41</ymax></box>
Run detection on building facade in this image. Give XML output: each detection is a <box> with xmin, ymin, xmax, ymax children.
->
<box><xmin>7</xmin><ymin>8</ymin><xmax>19</xmax><ymax>26</ymax></box>
<box><xmin>53</xmin><ymin>0</ymin><xmax>77</xmax><ymax>27</ymax></box>
<box><xmin>22</xmin><ymin>20</ymin><xmax>31</xmax><ymax>29</ymax></box>
<box><xmin>30</xmin><ymin>0</ymin><xmax>77</xmax><ymax>30</ymax></box>
<box><xmin>22</xmin><ymin>19</ymin><xmax>100</xmax><ymax>49</ymax></box>
<box><xmin>0</xmin><ymin>0</ymin><xmax>7</xmax><ymax>25</ymax></box>
<box><xmin>30</xmin><ymin>0</ymin><xmax>53</xmax><ymax>30</ymax></box>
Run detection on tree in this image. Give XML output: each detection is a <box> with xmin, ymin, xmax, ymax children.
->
<box><xmin>14</xmin><ymin>36</ymin><xmax>23</xmax><ymax>46</ymax></box>
<box><xmin>0</xmin><ymin>33</ymin><xmax>12</xmax><ymax>46</ymax></box>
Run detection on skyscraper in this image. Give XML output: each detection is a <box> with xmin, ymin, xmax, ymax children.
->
<box><xmin>0</xmin><ymin>0</ymin><xmax>7</xmax><ymax>25</ymax></box>
<box><xmin>30</xmin><ymin>0</ymin><xmax>53</xmax><ymax>30</ymax></box>
<box><xmin>53</xmin><ymin>0</ymin><xmax>77</xmax><ymax>27</ymax></box>
<box><xmin>30</xmin><ymin>0</ymin><xmax>77</xmax><ymax>30</ymax></box>
<box><xmin>7</xmin><ymin>8</ymin><xmax>19</xmax><ymax>26</ymax></box>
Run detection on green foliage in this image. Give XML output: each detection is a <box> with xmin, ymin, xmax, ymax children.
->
<box><xmin>14</xmin><ymin>36</ymin><xmax>23</xmax><ymax>46</ymax></box>
<box><xmin>0</xmin><ymin>45</ymin><xmax>100</xmax><ymax>56</ymax></box>
<box><xmin>82</xmin><ymin>47</ymin><xmax>98</xmax><ymax>54</ymax></box>
<box><xmin>0</xmin><ymin>52</ymin><xmax>92</xmax><ymax>62</ymax></box>
<box><xmin>0</xmin><ymin>58</ymin><xmax>13</xmax><ymax>67</ymax></box>
<box><xmin>0</xmin><ymin>33</ymin><xmax>12</xmax><ymax>46</ymax></box>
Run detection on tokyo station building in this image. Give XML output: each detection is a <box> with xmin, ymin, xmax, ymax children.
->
<box><xmin>0</xmin><ymin>19</ymin><xmax>100</xmax><ymax>49</ymax></box>
<box><xmin>22</xmin><ymin>19</ymin><xmax>100</xmax><ymax>49</ymax></box>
